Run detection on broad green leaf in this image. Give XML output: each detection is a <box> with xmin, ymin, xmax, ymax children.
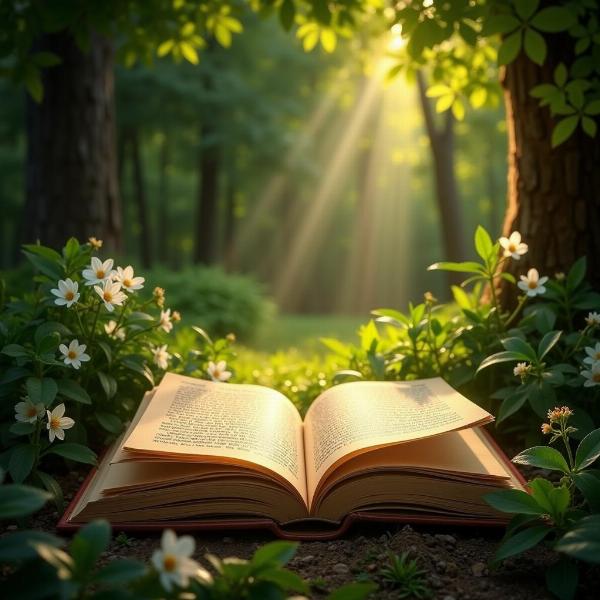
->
<box><xmin>47</xmin><ymin>443</ymin><xmax>97</xmax><ymax>465</ymax></box>
<box><xmin>497</xmin><ymin>387</ymin><xmax>528</xmax><ymax>423</ymax></box>
<box><xmin>554</xmin><ymin>63</ymin><xmax>568</xmax><ymax>87</ymax></box>
<box><xmin>327</xmin><ymin>582</ymin><xmax>378</xmax><ymax>600</ymax></box>
<box><xmin>279</xmin><ymin>0</ymin><xmax>295</xmax><ymax>31</ymax></box>
<box><xmin>260</xmin><ymin>567</ymin><xmax>309</xmax><ymax>593</ymax></box>
<box><xmin>9</xmin><ymin>422</ymin><xmax>35</xmax><ymax>436</ymax></box>
<box><xmin>502</xmin><ymin>337</ymin><xmax>537</xmax><ymax>361</ymax></box>
<box><xmin>180</xmin><ymin>42</ymin><xmax>199</xmax><ymax>64</ymax></box>
<box><xmin>35</xmin><ymin>470</ymin><xmax>64</xmax><ymax>511</ymax></box>
<box><xmin>97</xmin><ymin>371</ymin><xmax>117</xmax><ymax>399</ymax></box>
<box><xmin>512</xmin><ymin>446</ymin><xmax>570</xmax><ymax>473</ymax></box>
<box><xmin>515</xmin><ymin>0</ymin><xmax>539</xmax><ymax>21</ymax></box>
<box><xmin>537</xmin><ymin>330</ymin><xmax>562</xmax><ymax>359</ymax></box>
<box><xmin>426</xmin><ymin>84</ymin><xmax>452</xmax><ymax>97</ymax></box>
<box><xmin>494</xmin><ymin>525</ymin><xmax>550</xmax><ymax>561</ymax></box>
<box><xmin>582</xmin><ymin>116</ymin><xmax>597</xmax><ymax>137</ymax></box>
<box><xmin>524</xmin><ymin>28</ymin><xmax>546</xmax><ymax>65</ymax></box>
<box><xmin>498</xmin><ymin>30</ymin><xmax>522</xmax><ymax>66</ymax></box>
<box><xmin>9</xmin><ymin>444</ymin><xmax>36</xmax><ymax>483</ymax></box>
<box><xmin>531</xmin><ymin>7</ymin><xmax>576</xmax><ymax>33</ymax></box>
<box><xmin>585</xmin><ymin>99</ymin><xmax>600</xmax><ymax>115</ymax></box>
<box><xmin>320</xmin><ymin>28</ymin><xmax>337</xmax><ymax>53</ymax></box>
<box><xmin>529</xmin><ymin>478</ymin><xmax>570</xmax><ymax>518</ymax></box>
<box><xmin>1</xmin><ymin>344</ymin><xmax>29</xmax><ymax>358</ymax></box>
<box><xmin>320</xmin><ymin>337</ymin><xmax>352</xmax><ymax>358</ymax></box>
<box><xmin>0</xmin><ymin>483</ymin><xmax>49</xmax><ymax>518</ymax></box>
<box><xmin>573</xmin><ymin>472</ymin><xmax>600</xmax><ymax>511</ymax></box>
<box><xmin>253</xmin><ymin>541</ymin><xmax>298</xmax><ymax>567</ymax></box>
<box><xmin>474</xmin><ymin>225</ymin><xmax>493</xmax><ymax>261</ymax></box>
<box><xmin>427</xmin><ymin>261</ymin><xmax>485</xmax><ymax>274</ymax></box>
<box><xmin>485</xmin><ymin>489</ymin><xmax>544</xmax><ymax>515</ymax></box>
<box><xmin>96</xmin><ymin>412</ymin><xmax>122</xmax><ymax>434</ymax></box>
<box><xmin>552</xmin><ymin>115</ymin><xmax>579</xmax><ymax>147</ymax></box>
<box><xmin>71</xmin><ymin>520</ymin><xmax>111</xmax><ymax>576</ymax></box>
<box><xmin>57</xmin><ymin>378</ymin><xmax>91</xmax><ymax>404</ymax></box>
<box><xmin>545</xmin><ymin>556</ymin><xmax>578</xmax><ymax>600</ymax></box>
<box><xmin>555</xmin><ymin>515</ymin><xmax>600</xmax><ymax>563</ymax></box>
<box><xmin>477</xmin><ymin>351</ymin><xmax>526</xmax><ymax>373</ymax></box>
<box><xmin>485</xmin><ymin>14</ymin><xmax>520</xmax><ymax>35</ymax></box>
<box><xmin>26</xmin><ymin>377</ymin><xmax>58</xmax><ymax>406</ymax></box>
<box><xmin>0</xmin><ymin>530</ymin><xmax>64</xmax><ymax>562</ymax></box>
<box><xmin>566</xmin><ymin>256</ymin><xmax>586</xmax><ymax>291</ymax></box>
<box><xmin>575</xmin><ymin>428</ymin><xmax>600</xmax><ymax>470</ymax></box>
<box><xmin>95</xmin><ymin>558</ymin><xmax>147</xmax><ymax>584</ymax></box>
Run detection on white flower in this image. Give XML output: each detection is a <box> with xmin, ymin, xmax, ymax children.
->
<box><xmin>153</xmin><ymin>345</ymin><xmax>170</xmax><ymax>370</ymax></box>
<box><xmin>82</xmin><ymin>257</ymin><xmax>115</xmax><ymax>286</ymax></box>
<box><xmin>517</xmin><ymin>268</ymin><xmax>548</xmax><ymax>297</ymax></box>
<box><xmin>207</xmin><ymin>360</ymin><xmax>232</xmax><ymax>382</ymax></box>
<box><xmin>94</xmin><ymin>280</ymin><xmax>127</xmax><ymax>312</ymax></box>
<box><xmin>14</xmin><ymin>397</ymin><xmax>44</xmax><ymax>423</ymax></box>
<box><xmin>158</xmin><ymin>309</ymin><xmax>173</xmax><ymax>333</ymax></box>
<box><xmin>104</xmin><ymin>320</ymin><xmax>125</xmax><ymax>340</ymax></box>
<box><xmin>59</xmin><ymin>339</ymin><xmax>91</xmax><ymax>370</ymax></box>
<box><xmin>50</xmin><ymin>278</ymin><xmax>80</xmax><ymax>308</ymax></box>
<box><xmin>113</xmin><ymin>265</ymin><xmax>145</xmax><ymax>292</ymax></box>
<box><xmin>583</xmin><ymin>342</ymin><xmax>600</xmax><ymax>366</ymax></box>
<box><xmin>499</xmin><ymin>231</ymin><xmax>528</xmax><ymax>260</ymax></box>
<box><xmin>46</xmin><ymin>404</ymin><xmax>75</xmax><ymax>442</ymax></box>
<box><xmin>586</xmin><ymin>312</ymin><xmax>600</xmax><ymax>327</ymax></box>
<box><xmin>152</xmin><ymin>529</ymin><xmax>203</xmax><ymax>592</ymax></box>
<box><xmin>582</xmin><ymin>362</ymin><xmax>600</xmax><ymax>387</ymax></box>
<box><xmin>513</xmin><ymin>362</ymin><xmax>530</xmax><ymax>377</ymax></box>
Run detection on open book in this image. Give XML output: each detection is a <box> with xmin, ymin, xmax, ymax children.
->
<box><xmin>61</xmin><ymin>373</ymin><xmax>525</xmax><ymax>538</ymax></box>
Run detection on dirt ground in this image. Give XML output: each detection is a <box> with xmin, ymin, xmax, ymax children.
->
<box><xmin>7</xmin><ymin>468</ymin><xmax>599</xmax><ymax>599</ymax></box>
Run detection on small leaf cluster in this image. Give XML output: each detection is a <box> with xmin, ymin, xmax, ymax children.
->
<box><xmin>0</xmin><ymin>475</ymin><xmax>376</xmax><ymax>599</ymax></box>
<box><xmin>380</xmin><ymin>552</ymin><xmax>431</xmax><ymax>599</ymax></box>
<box><xmin>486</xmin><ymin>419</ymin><xmax>600</xmax><ymax>600</ymax></box>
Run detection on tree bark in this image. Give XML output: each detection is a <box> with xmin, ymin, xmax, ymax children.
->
<box><xmin>157</xmin><ymin>136</ymin><xmax>170</xmax><ymax>266</ymax></box>
<box><xmin>500</xmin><ymin>53</ymin><xmax>600</xmax><ymax>302</ymax></box>
<box><xmin>223</xmin><ymin>164</ymin><xmax>237</xmax><ymax>271</ymax></box>
<box><xmin>23</xmin><ymin>31</ymin><xmax>121</xmax><ymax>251</ymax></box>
<box><xmin>416</xmin><ymin>71</ymin><xmax>466</xmax><ymax>278</ymax></box>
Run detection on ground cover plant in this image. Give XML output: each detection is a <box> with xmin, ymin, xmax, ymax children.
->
<box><xmin>1</xmin><ymin>226</ymin><xmax>599</xmax><ymax>599</ymax></box>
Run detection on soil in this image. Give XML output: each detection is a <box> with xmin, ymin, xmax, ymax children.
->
<box><xmin>6</xmin><ymin>468</ymin><xmax>600</xmax><ymax>599</ymax></box>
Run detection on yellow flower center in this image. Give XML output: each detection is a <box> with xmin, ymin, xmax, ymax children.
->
<box><xmin>68</xmin><ymin>350</ymin><xmax>77</xmax><ymax>359</ymax></box>
<box><xmin>163</xmin><ymin>555</ymin><xmax>177</xmax><ymax>572</ymax></box>
<box><xmin>50</xmin><ymin>416</ymin><xmax>61</xmax><ymax>429</ymax></box>
<box><xmin>123</xmin><ymin>278</ymin><xmax>132</xmax><ymax>287</ymax></box>
<box><xmin>103</xmin><ymin>291</ymin><xmax>113</xmax><ymax>302</ymax></box>
<box><xmin>528</xmin><ymin>281</ymin><xmax>538</xmax><ymax>289</ymax></box>
<box><xmin>65</xmin><ymin>290</ymin><xmax>74</xmax><ymax>301</ymax></box>
<box><xmin>27</xmin><ymin>406</ymin><xmax>38</xmax><ymax>417</ymax></box>
<box><xmin>508</xmin><ymin>243</ymin><xmax>516</xmax><ymax>252</ymax></box>
<box><xmin>96</xmin><ymin>269</ymin><xmax>105</xmax><ymax>279</ymax></box>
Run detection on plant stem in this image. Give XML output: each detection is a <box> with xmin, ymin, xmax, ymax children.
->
<box><xmin>90</xmin><ymin>301</ymin><xmax>102</xmax><ymax>341</ymax></box>
<box><xmin>504</xmin><ymin>295</ymin><xmax>527</xmax><ymax>329</ymax></box>
<box><xmin>562</xmin><ymin>432</ymin><xmax>574</xmax><ymax>470</ymax></box>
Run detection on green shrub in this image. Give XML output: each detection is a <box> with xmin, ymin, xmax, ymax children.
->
<box><xmin>145</xmin><ymin>266</ymin><xmax>274</xmax><ymax>341</ymax></box>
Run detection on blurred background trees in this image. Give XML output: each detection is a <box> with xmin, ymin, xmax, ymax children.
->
<box><xmin>1</xmin><ymin>0</ymin><xmax>598</xmax><ymax>315</ymax></box>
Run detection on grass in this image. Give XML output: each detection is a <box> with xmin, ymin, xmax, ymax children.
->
<box><xmin>253</xmin><ymin>313</ymin><xmax>366</xmax><ymax>353</ymax></box>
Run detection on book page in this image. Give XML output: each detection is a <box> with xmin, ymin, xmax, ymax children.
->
<box><xmin>123</xmin><ymin>373</ymin><xmax>307</xmax><ymax>503</ymax></box>
<box><xmin>303</xmin><ymin>378</ymin><xmax>493</xmax><ymax>503</ymax></box>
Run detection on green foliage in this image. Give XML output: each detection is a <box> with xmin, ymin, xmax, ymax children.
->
<box><xmin>380</xmin><ymin>552</ymin><xmax>431</xmax><ymax>598</ymax></box>
<box><xmin>145</xmin><ymin>266</ymin><xmax>273</xmax><ymax>341</ymax></box>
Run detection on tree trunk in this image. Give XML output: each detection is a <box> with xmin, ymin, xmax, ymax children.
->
<box><xmin>157</xmin><ymin>136</ymin><xmax>170</xmax><ymax>266</ymax></box>
<box><xmin>126</xmin><ymin>128</ymin><xmax>152</xmax><ymax>268</ymax></box>
<box><xmin>223</xmin><ymin>164</ymin><xmax>237</xmax><ymax>271</ymax></box>
<box><xmin>500</xmin><ymin>53</ymin><xmax>600</xmax><ymax>302</ymax></box>
<box><xmin>416</xmin><ymin>71</ymin><xmax>466</xmax><ymax>282</ymax></box>
<box><xmin>23</xmin><ymin>31</ymin><xmax>121</xmax><ymax>251</ymax></box>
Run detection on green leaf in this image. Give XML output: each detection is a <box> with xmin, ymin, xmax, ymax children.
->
<box><xmin>474</xmin><ymin>225</ymin><xmax>494</xmax><ymax>261</ymax></box>
<box><xmin>538</xmin><ymin>330</ymin><xmax>562</xmax><ymax>359</ymax></box>
<box><xmin>97</xmin><ymin>371</ymin><xmax>117</xmax><ymax>399</ymax></box>
<box><xmin>0</xmin><ymin>483</ymin><xmax>49</xmax><ymax>519</ymax></box>
<box><xmin>427</xmin><ymin>261</ymin><xmax>485</xmax><ymax>274</ymax></box>
<box><xmin>253</xmin><ymin>541</ymin><xmax>298</xmax><ymax>568</ymax></box>
<box><xmin>2</xmin><ymin>344</ymin><xmax>29</xmax><ymax>358</ymax></box>
<box><xmin>47</xmin><ymin>443</ymin><xmax>97</xmax><ymax>465</ymax></box>
<box><xmin>485</xmin><ymin>489</ymin><xmax>544</xmax><ymax>515</ymax></box>
<box><xmin>529</xmin><ymin>478</ymin><xmax>570</xmax><ymax>518</ymax></box>
<box><xmin>575</xmin><ymin>428</ymin><xmax>600</xmax><ymax>470</ymax></box>
<box><xmin>585</xmin><ymin>99</ymin><xmax>600</xmax><ymax>115</ymax></box>
<box><xmin>0</xmin><ymin>530</ymin><xmax>64</xmax><ymax>562</ymax></box>
<box><xmin>515</xmin><ymin>0</ymin><xmax>539</xmax><ymax>21</ymax></box>
<box><xmin>320</xmin><ymin>337</ymin><xmax>353</xmax><ymax>358</ymax></box>
<box><xmin>555</xmin><ymin>515</ymin><xmax>600</xmax><ymax>563</ymax></box>
<box><xmin>485</xmin><ymin>14</ymin><xmax>520</xmax><ymax>35</ymax></box>
<box><xmin>582</xmin><ymin>116</ymin><xmax>597</xmax><ymax>138</ymax></box>
<box><xmin>9</xmin><ymin>444</ymin><xmax>36</xmax><ymax>483</ymax></box>
<box><xmin>35</xmin><ymin>470</ymin><xmax>64</xmax><ymax>511</ymax></box>
<box><xmin>180</xmin><ymin>42</ymin><xmax>199</xmax><ymax>64</ymax></box>
<box><xmin>524</xmin><ymin>28</ymin><xmax>546</xmax><ymax>65</ymax></box>
<box><xmin>545</xmin><ymin>556</ymin><xmax>578</xmax><ymax>600</ymax></box>
<box><xmin>497</xmin><ymin>387</ymin><xmax>528</xmax><ymax>423</ymax></box>
<box><xmin>494</xmin><ymin>525</ymin><xmax>550</xmax><ymax>561</ymax></box>
<box><xmin>62</xmin><ymin>237</ymin><xmax>80</xmax><ymax>262</ymax></box>
<box><xmin>94</xmin><ymin>558</ymin><xmax>147</xmax><ymax>584</ymax></box>
<box><xmin>566</xmin><ymin>256</ymin><xmax>586</xmax><ymax>291</ymax></box>
<box><xmin>512</xmin><ymin>446</ymin><xmax>570</xmax><ymax>473</ymax></box>
<box><xmin>71</xmin><ymin>520</ymin><xmax>111</xmax><ymax>576</ymax></box>
<box><xmin>327</xmin><ymin>582</ymin><xmax>378</xmax><ymax>600</ymax></box>
<box><xmin>259</xmin><ymin>567</ymin><xmax>309</xmax><ymax>593</ymax></box>
<box><xmin>10</xmin><ymin>422</ymin><xmax>35</xmax><ymax>436</ymax></box>
<box><xmin>57</xmin><ymin>378</ymin><xmax>91</xmax><ymax>404</ymax></box>
<box><xmin>531</xmin><ymin>7</ymin><xmax>576</xmax><ymax>33</ymax></box>
<box><xmin>279</xmin><ymin>0</ymin><xmax>295</xmax><ymax>31</ymax></box>
<box><xmin>477</xmin><ymin>351</ymin><xmax>525</xmax><ymax>373</ymax></box>
<box><xmin>498</xmin><ymin>30</ymin><xmax>522</xmax><ymax>66</ymax></box>
<box><xmin>552</xmin><ymin>116</ymin><xmax>579</xmax><ymax>148</ymax></box>
<box><xmin>573</xmin><ymin>472</ymin><xmax>600</xmax><ymax>511</ymax></box>
<box><xmin>502</xmin><ymin>337</ymin><xmax>537</xmax><ymax>361</ymax></box>
<box><xmin>96</xmin><ymin>411</ymin><xmax>122</xmax><ymax>434</ymax></box>
<box><xmin>26</xmin><ymin>377</ymin><xmax>58</xmax><ymax>406</ymax></box>
<box><xmin>554</xmin><ymin>63</ymin><xmax>568</xmax><ymax>87</ymax></box>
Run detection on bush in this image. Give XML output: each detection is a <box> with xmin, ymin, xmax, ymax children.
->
<box><xmin>145</xmin><ymin>266</ymin><xmax>273</xmax><ymax>342</ymax></box>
